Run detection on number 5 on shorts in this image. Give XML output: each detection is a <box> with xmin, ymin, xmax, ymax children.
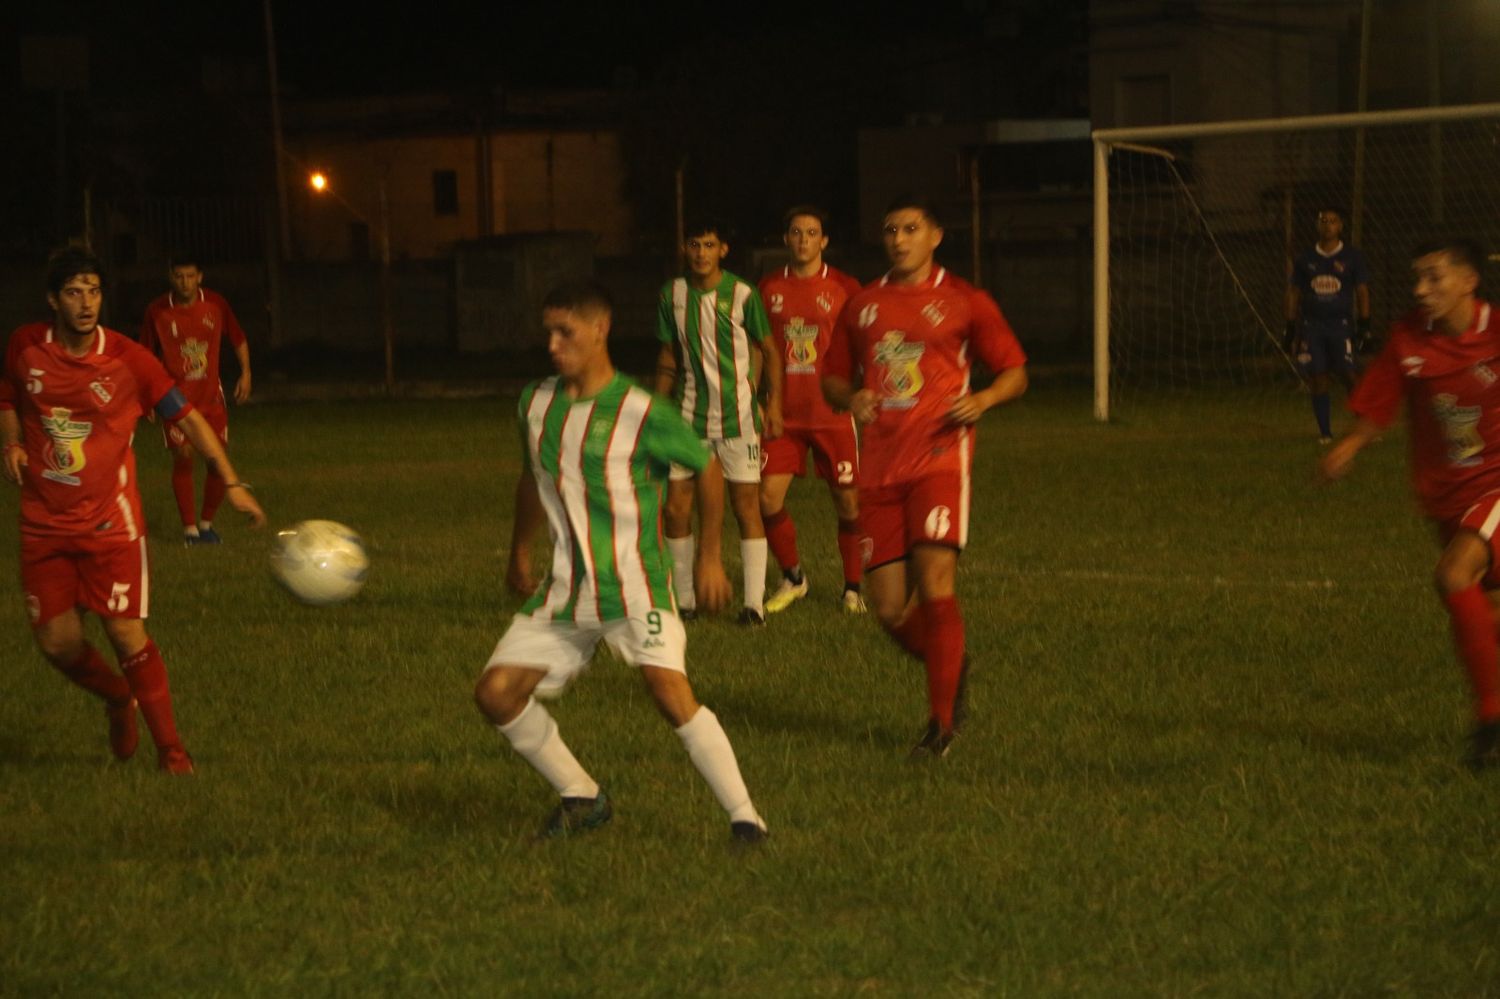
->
<box><xmin>107</xmin><ymin>582</ymin><xmax>131</xmax><ymax>614</ymax></box>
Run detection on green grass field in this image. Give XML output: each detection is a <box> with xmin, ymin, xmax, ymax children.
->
<box><xmin>3</xmin><ymin>384</ymin><xmax>1499</xmax><ymax>995</ymax></box>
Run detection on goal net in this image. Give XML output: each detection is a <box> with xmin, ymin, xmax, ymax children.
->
<box><xmin>1093</xmin><ymin>104</ymin><xmax>1500</xmax><ymax>421</ymax></box>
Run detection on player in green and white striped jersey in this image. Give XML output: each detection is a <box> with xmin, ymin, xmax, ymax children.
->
<box><xmin>655</xmin><ymin>219</ymin><xmax>784</xmax><ymax>625</ymax></box>
<box><xmin>475</xmin><ymin>280</ymin><xmax>768</xmax><ymax>844</ymax></box>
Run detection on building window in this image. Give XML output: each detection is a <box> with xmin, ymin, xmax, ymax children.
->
<box><xmin>433</xmin><ymin>170</ymin><xmax>459</xmax><ymax>216</ymax></box>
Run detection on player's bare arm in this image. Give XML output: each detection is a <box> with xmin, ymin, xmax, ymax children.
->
<box><xmin>948</xmin><ymin>365</ymin><xmax>1029</xmax><ymax>425</ymax></box>
<box><xmin>233</xmin><ymin>340</ymin><xmax>252</xmax><ymax>404</ymax></box>
<box><xmin>759</xmin><ymin>340</ymin><xmax>784</xmax><ymax>439</ymax></box>
<box><xmin>0</xmin><ymin>408</ymin><xmax>25</xmax><ymax>485</ymax></box>
<box><xmin>506</xmin><ymin>465</ymin><xmax>546</xmax><ymax>595</ymax></box>
<box><xmin>1320</xmin><ymin>417</ymin><xmax>1383</xmax><ymax>481</ymax></box>
<box><xmin>177</xmin><ymin>410</ymin><xmax>265</xmax><ymax>526</ymax></box>
<box><xmin>654</xmin><ymin>343</ymin><xmax>678</xmax><ymax>398</ymax></box>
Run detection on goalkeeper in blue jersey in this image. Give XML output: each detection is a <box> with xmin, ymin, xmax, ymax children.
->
<box><xmin>473</xmin><ymin>280</ymin><xmax>768</xmax><ymax>844</ymax></box>
<box><xmin>1285</xmin><ymin>205</ymin><xmax>1372</xmax><ymax>442</ymax></box>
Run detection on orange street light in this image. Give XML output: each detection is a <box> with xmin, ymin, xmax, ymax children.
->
<box><xmin>309</xmin><ymin>171</ymin><xmax>328</xmax><ymax>192</ymax></box>
<box><xmin>307</xmin><ymin>170</ymin><xmax>396</xmax><ymax>394</ymax></box>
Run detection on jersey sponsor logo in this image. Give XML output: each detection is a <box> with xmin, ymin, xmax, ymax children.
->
<box><xmin>872</xmin><ymin>331</ymin><xmax>925</xmax><ymax>408</ymax></box>
<box><xmin>88</xmin><ymin>376</ymin><xmax>114</xmax><ymax>404</ymax></box>
<box><xmin>921</xmin><ymin>300</ymin><xmax>948</xmax><ymax>328</ymax></box>
<box><xmin>769</xmin><ymin>292</ymin><xmax>784</xmax><ymax>314</ymax></box>
<box><xmin>40</xmin><ymin>407</ymin><xmax>92</xmax><ymax>485</ymax></box>
<box><xmin>784</xmin><ymin>318</ymin><xmax>819</xmax><ymax>373</ymax></box>
<box><xmin>1311</xmin><ymin>275</ymin><xmax>1343</xmax><ymax>295</ymax></box>
<box><xmin>1433</xmin><ymin>392</ymin><xmax>1484</xmax><ymax>467</ymax></box>
<box><xmin>816</xmin><ymin>292</ymin><xmax>833</xmax><ymax>313</ymax></box>
<box><xmin>857</xmin><ymin>303</ymin><xmax>879</xmax><ymax>329</ymax></box>
<box><xmin>181</xmin><ymin>338</ymin><xmax>209</xmax><ymax>381</ymax></box>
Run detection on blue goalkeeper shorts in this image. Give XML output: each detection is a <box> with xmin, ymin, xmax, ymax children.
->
<box><xmin>1297</xmin><ymin>320</ymin><xmax>1356</xmax><ymax>378</ymax></box>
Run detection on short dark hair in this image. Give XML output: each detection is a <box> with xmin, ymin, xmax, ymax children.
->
<box><xmin>1412</xmin><ymin>236</ymin><xmax>1486</xmax><ymax>276</ymax></box>
<box><xmin>883</xmin><ymin>193</ymin><xmax>942</xmax><ymax>228</ymax></box>
<box><xmin>783</xmin><ymin>204</ymin><xmax>830</xmax><ymax>233</ymax></box>
<box><xmin>684</xmin><ymin>217</ymin><xmax>728</xmax><ymax>242</ymax></box>
<box><xmin>1315</xmin><ymin>205</ymin><xmax>1345</xmax><ymax>221</ymax></box>
<box><xmin>168</xmin><ymin>252</ymin><xmax>202</xmax><ymax>271</ymax></box>
<box><xmin>46</xmin><ymin>245</ymin><xmax>105</xmax><ymax>295</ymax></box>
<box><xmin>542</xmin><ymin>279</ymin><xmax>613</xmax><ymax>318</ymax></box>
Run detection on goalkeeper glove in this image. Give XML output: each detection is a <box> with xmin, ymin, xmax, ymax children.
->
<box><xmin>1282</xmin><ymin>320</ymin><xmax>1299</xmax><ymax>353</ymax></box>
<box><xmin>1356</xmin><ymin>317</ymin><xmax>1372</xmax><ymax>352</ymax></box>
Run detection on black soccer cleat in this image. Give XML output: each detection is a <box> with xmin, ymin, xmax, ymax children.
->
<box><xmin>909</xmin><ymin>719</ymin><xmax>955</xmax><ymax>759</ymax></box>
<box><xmin>737</xmin><ymin>607</ymin><xmax>766</xmax><ymax>627</ymax></box>
<box><xmin>730</xmin><ymin>820</ymin><xmax>768</xmax><ymax>845</ymax></box>
<box><xmin>1466</xmin><ymin>721</ymin><xmax>1500</xmax><ymax>771</ymax></box>
<box><xmin>538</xmin><ymin>789</ymin><xmax>613</xmax><ymax>839</ymax></box>
<box><xmin>679</xmin><ymin>608</ymin><xmax>698</xmax><ymax>623</ymax></box>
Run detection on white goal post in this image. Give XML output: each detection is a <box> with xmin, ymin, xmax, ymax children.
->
<box><xmin>1093</xmin><ymin>102</ymin><xmax>1500</xmax><ymax>421</ymax></box>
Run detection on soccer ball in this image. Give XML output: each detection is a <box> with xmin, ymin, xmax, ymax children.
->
<box><xmin>270</xmin><ymin>520</ymin><xmax>369</xmax><ymax>606</ymax></box>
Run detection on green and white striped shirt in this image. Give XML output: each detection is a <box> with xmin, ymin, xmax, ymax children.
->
<box><xmin>656</xmin><ymin>270</ymin><xmax>771</xmax><ymax>439</ymax></box>
<box><xmin>517</xmin><ymin>373</ymin><xmax>709</xmax><ymax>623</ymax></box>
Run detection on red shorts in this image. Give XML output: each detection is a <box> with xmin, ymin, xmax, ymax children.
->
<box><xmin>20</xmin><ymin>533</ymin><xmax>151</xmax><ymax>627</ymax></box>
<box><xmin>761</xmin><ymin>420</ymin><xmax>859</xmax><ymax>487</ymax></box>
<box><xmin>1440</xmin><ymin>489</ymin><xmax>1500</xmax><ymax>588</ymax></box>
<box><xmin>860</xmin><ymin>470</ymin><xmax>970</xmax><ymax>570</ymax></box>
<box><xmin>163</xmin><ymin>407</ymin><xmax>227</xmax><ymax>450</ymax></box>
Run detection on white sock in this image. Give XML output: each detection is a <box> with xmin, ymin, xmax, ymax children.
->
<box><xmin>741</xmin><ymin>538</ymin><xmax>768</xmax><ymax>614</ymax></box>
<box><xmin>183</xmin><ymin>526</ymin><xmax>200</xmax><ymax>538</ymax></box>
<box><xmin>668</xmin><ymin>535</ymin><xmax>696</xmax><ymax>611</ymax></box>
<box><xmin>676</xmin><ymin>706</ymin><xmax>763</xmax><ymax>828</ymax></box>
<box><xmin>497</xmin><ymin>698</ymin><xmax>598</xmax><ymax>799</ymax></box>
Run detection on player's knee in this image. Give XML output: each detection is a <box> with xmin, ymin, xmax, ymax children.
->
<box><xmin>1435</xmin><ymin>540</ymin><xmax>1489</xmax><ymax>594</ymax></box>
<box><xmin>642</xmin><ymin>667</ymin><xmax>698</xmax><ymax>726</ymax></box>
<box><xmin>474</xmin><ymin>669</ymin><xmax>527</xmax><ymax>724</ymax></box>
<box><xmin>34</xmin><ymin>629</ymin><xmax>84</xmax><ymax>668</ymax></box>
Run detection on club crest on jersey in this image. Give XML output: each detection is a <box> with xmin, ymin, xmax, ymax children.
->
<box><xmin>921</xmin><ymin>300</ymin><xmax>948</xmax><ymax>328</ymax></box>
<box><xmin>768</xmin><ymin>293</ymin><xmax>784</xmax><ymax>315</ymax></box>
<box><xmin>1433</xmin><ymin>392</ymin><xmax>1484</xmax><ymax>467</ymax></box>
<box><xmin>873</xmin><ymin>331</ymin><xmax>925</xmax><ymax>407</ymax></box>
<box><xmin>202</xmin><ymin>314</ymin><xmax>216</xmax><ymax>330</ymax></box>
<box><xmin>857</xmin><ymin>303</ymin><xmax>879</xmax><ymax>329</ymax></box>
<box><xmin>40</xmin><ymin>407</ymin><xmax>91</xmax><ymax>485</ymax></box>
<box><xmin>88</xmin><ymin>377</ymin><xmax>114</xmax><ymax>404</ymax></box>
<box><xmin>1401</xmin><ymin>355</ymin><xmax>1425</xmax><ymax>376</ymax></box>
<box><xmin>181</xmin><ymin>339</ymin><xmax>209</xmax><ymax>381</ymax></box>
<box><xmin>1476</xmin><ymin>364</ymin><xmax>1498</xmax><ymax>388</ymax></box>
<box><xmin>816</xmin><ymin>292</ymin><xmax>833</xmax><ymax>313</ymax></box>
<box><xmin>785</xmin><ymin>318</ymin><xmax>819</xmax><ymax>373</ymax></box>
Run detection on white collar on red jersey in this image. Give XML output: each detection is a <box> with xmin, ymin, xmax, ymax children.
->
<box><xmin>781</xmin><ymin>263</ymin><xmax>829</xmax><ymax>280</ymax></box>
<box><xmin>1315</xmin><ymin>241</ymin><xmax>1345</xmax><ymax>258</ymax></box>
<box><xmin>879</xmin><ymin>266</ymin><xmax>947</xmax><ymax>289</ymax></box>
<box><xmin>1425</xmin><ymin>302</ymin><xmax>1492</xmax><ymax>336</ymax></box>
<box><xmin>45</xmin><ymin>326</ymin><xmax>105</xmax><ymax>354</ymax></box>
<box><xmin>170</xmin><ymin>288</ymin><xmax>206</xmax><ymax>307</ymax></box>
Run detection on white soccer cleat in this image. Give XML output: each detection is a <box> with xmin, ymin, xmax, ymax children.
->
<box><xmin>764</xmin><ymin>574</ymin><xmax>809</xmax><ymax>614</ymax></box>
<box><xmin>842</xmin><ymin>590</ymin><xmax>867</xmax><ymax>614</ymax></box>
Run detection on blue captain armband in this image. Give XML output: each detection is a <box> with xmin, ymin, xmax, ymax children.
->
<box><xmin>154</xmin><ymin>387</ymin><xmax>191</xmax><ymax>422</ymax></box>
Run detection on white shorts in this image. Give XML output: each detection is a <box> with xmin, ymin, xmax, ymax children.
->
<box><xmin>483</xmin><ymin>608</ymin><xmax>687</xmax><ymax>699</ymax></box>
<box><xmin>670</xmin><ymin>435</ymin><xmax>762</xmax><ymax>484</ymax></box>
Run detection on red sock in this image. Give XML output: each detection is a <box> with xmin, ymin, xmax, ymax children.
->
<box><xmin>55</xmin><ymin>643</ymin><xmax>131</xmax><ymax>704</ymax></box>
<box><xmin>120</xmin><ymin>640</ymin><xmax>184</xmax><ymax>751</ymax></box>
<box><xmin>1444</xmin><ymin>586</ymin><xmax>1500</xmax><ymax>722</ymax></box>
<box><xmin>837</xmin><ymin>518</ymin><xmax>863</xmax><ymax>588</ymax></box>
<box><xmin>201</xmin><ymin>469</ymin><xmax>226</xmax><ymax>525</ymax></box>
<box><xmin>884</xmin><ymin>605</ymin><xmax>926</xmax><ymax>661</ymax></box>
<box><xmin>763</xmin><ymin>507</ymin><xmax>800</xmax><ymax>573</ymax></box>
<box><xmin>922</xmin><ymin>596</ymin><xmax>966</xmax><ymax>731</ymax></box>
<box><xmin>171</xmin><ymin>457</ymin><xmax>196</xmax><ymax>529</ymax></box>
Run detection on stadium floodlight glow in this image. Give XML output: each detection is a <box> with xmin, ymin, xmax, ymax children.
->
<box><xmin>309</xmin><ymin>171</ymin><xmax>328</xmax><ymax>192</ymax></box>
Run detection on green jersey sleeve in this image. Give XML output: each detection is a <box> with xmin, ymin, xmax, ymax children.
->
<box><xmin>744</xmin><ymin>285</ymin><xmax>771</xmax><ymax>343</ymax></box>
<box><xmin>656</xmin><ymin>285</ymin><xmax>677</xmax><ymax>345</ymax></box>
<box><xmin>644</xmin><ymin>395</ymin><xmax>710</xmax><ymax>473</ymax></box>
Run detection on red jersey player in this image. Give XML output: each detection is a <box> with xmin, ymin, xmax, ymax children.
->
<box><xmin>758</xmin><ymin>206</ymin><xmax>867</xmax><ymax>616</ymax></box>
<box><xmin>0</xmin><ymin>247</ymin><xmax>266</xmax><ymax>773</ymax></box>
<box><xmin>1322</xmin><ymin>237</ymin><xmax>1500</xmax><ymax>768</ymax></box>
<box><xmin>824</xmin><ymin>194</ymin><xmax>1028</xmax><ymax>757</ymax></box>
<box><xmin>140</xmin><ymin>254</ymin><xmax>252</xmax><ymax>545</ymax></box>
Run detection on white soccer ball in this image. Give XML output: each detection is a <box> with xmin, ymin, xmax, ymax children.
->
<box><xmin>270</xmin><ymin>520</ymin><xmax>369</xmax><ymax>606</ymax></box>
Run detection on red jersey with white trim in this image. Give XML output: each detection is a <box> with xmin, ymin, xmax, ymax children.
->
<box><xmin>826</xmin><ymin>267</ymin><xmax>1026</xmax><ymax>489</ymax></box>
<box><xmin>0</xmin><ymin>323</ymin><xmax>191</xmax><ymax>541</ymax></box>
<box><xmin>140</xmin><ymin>288</ymin><xmax>246</xmax><ymax>412</ymax></box>
<box><xmin>759</xmin><ymin>263</ymin><xmax>863</xmax><ymax>429</ymax></box>
<box><xmin>1349</xmin><ymin>301</ymin><xmax>1500</xmax><ymax>521</ymax></box>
